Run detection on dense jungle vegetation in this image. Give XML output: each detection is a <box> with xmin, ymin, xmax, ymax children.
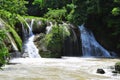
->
<box><xmin>0</xmin><ymin>0</ymin><xmax>120</xmax><ymax>66</ymax></box>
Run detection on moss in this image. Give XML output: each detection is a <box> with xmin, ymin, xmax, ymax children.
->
<box><xmin>43</xmin><ymin>23</ymin><xmax>70</xmax><ymax>58</ymax></box>
<box><xmin>23</xmin><ymin>16</ymin><xmax>48</xmax><ymax>21</ymax></box>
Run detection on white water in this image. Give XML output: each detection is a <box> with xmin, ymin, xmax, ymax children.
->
<box><xmin>0</xmin><ymin>57</ymin><xmax>120</xmax><ymax>80</ymax></box>
<box><xmin>79</xmin><ymin>25</ymin><xmax>111</xmax><ymax>57</ymax></box>
<box><xmin>22</xmin><ymin>19</ymin><xmax>40</xmax><ymax>58</ymax></box>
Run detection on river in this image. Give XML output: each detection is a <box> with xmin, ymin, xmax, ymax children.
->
<box><xmin>0</xmin><ymin>57</ymin><xmax>120</xmax><ymax>80</ymax></box>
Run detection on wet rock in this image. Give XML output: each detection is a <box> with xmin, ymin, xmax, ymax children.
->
<box><xmin>34</xmin><ymin>33</ymin><xmax>49</xmax><ymax>57</ymax></box>
<box><xmin>115</xmin><ymin>62</ymin><xmax>120</xmax><ymax>73</ymax></box>
<box><xmin>96</xmin><ymin>68</ymin><xmax>105</xmax><ymax>74</ymax></box>
<box><xmin>10</xmin><ymin>51</ymin><xmax>21</xmax><ymax>58</ymax></box>
<box><xmin>34</xmin><ymin>33</ymin><xmax>45</xmax><ymax>42</ymax></box>
<box><xmin>112</xmin><ymin>71</ymin><xmax>117</xmax><ymax>73</ymax></box>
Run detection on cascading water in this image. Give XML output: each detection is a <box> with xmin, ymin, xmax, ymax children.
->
<box><xmin>79</xmin><ymin>25</ymin><xmax>111</xmax><ymax>57</ymax></box>
<box><xmin>46</xmin><ymin>22</ymin><xmax>53</xmax><ymax>34</ymax></box>
<box><xmin>22</xmin><ymin>19</ymin><xmax>40</xmax><ymax>58</ymax></box>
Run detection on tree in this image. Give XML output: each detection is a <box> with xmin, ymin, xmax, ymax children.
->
<box><xmin>0</xmin><ymin>0</ymin><xmax>28</xmax><ymax>26</ymax></box>
<box><xmin>0</xmin><ymin>0</ymin><xmax>27</xmax><ymax>15</ymax></box>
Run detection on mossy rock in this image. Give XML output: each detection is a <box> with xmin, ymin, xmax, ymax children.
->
<box><xmin>115</xmin><ymin>62</ymin><xmax>120</xmax><ymax>73</ymax></box>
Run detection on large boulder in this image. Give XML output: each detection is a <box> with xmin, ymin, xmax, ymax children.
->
<box><xmin>115</xmin><ymin>62</ymin><xmax>120</xmax><ymax>73</ymax></box>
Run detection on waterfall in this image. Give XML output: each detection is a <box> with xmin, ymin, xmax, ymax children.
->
<box><xmin>46</xmin><ymin>22</ymin><xmax>53</xmax><ymax>34</ymax></box>
<box><xmin>22</xmin><ymin>19</ymin><xmax>41</xmax><ymax>58</ymax></box>
<box><xmin>79</xmin><ymin>25</ymin><xmax>111</xmax><ymax>57</ymax></box>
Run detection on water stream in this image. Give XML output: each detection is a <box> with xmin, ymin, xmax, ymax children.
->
<box><xmin>22</xmin><ymin>19</ymin><xmax>40</xmax><ymax>58</ymax></box>
<box><xmin>0</xmin><ymin>57</ymin><xmax>120</xmax><ymax>80</ymax></box>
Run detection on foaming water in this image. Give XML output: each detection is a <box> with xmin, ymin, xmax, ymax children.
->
<box><xmin>0</xmin><ymin>57</ymin><xmax>120</xmax><ymax>80</ymax></box>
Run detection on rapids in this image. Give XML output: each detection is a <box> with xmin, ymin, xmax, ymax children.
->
<box><xmin>0</xmin><ymin>57</ymin><xmax>120</xmax><ymax>80</ymax></box>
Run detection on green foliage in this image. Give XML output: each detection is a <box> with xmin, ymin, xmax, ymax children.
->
<box><xmin>114</xmin><ymin>0</ymin><xmax>120</xmax><ymax>3</ymax></box>
<box><xmin>33</xmin><ymin>0</ymin><xmax>71</xmax><ymax>9</ymax></box>
<box><xmin>0</xmin><ymin>30</ymin><xmax>9</xmax><ymax>67</ymax></box>
<box><xmin>44</xmin><ymin>23</ymin><xmax>70</xmax><ymax>58</ymax></box>
<box><xmin>66</xmin><ymin>4</ymin><xmax>76</xmax><ymax>22</ymax></box>
<box><xmin>0</xmin><ymin>10</ymin><xmax>16</xmax><ymax>26</ymax></box>
<box><xmin>0</xmin><ymin>0</ymin><xmax>28</xmax><ymax>26</ymax></box>
<box><xmin>112</xmin><ymin>0</ymin><xmax>120</xmax><ymax>16</ymax></box>
<box><xmin>33</xmin><ymin>0</ymin><xmax>44</xmax><ymax>8</ymax></box>
<box><xmin>32</xmin><ymin>0</ymin><xmax>72</xmax><ymax>16</ymax></box>
<box><xmin>44</xmin><ymin>8</ymin><xmax>67</xmax><ymax>21</ymax></box>
<box><xmin>8</xmin><ymin>26</ymin><xmax>22</xmax><ymax>51</ymax></box>
<box><xmin>0</xmin><ymin>0</ymin><xmax>27</xmax><ymax>15</ymax></box>
<box><xmin>112</xmin><ymin>7</ymin><xmax>120</xmax><ymax>16</ymax></box>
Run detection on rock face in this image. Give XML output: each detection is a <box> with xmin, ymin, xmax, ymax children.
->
<box><xmin>96</xmin><ymin>68</ymin><xmax>105</xmax><ymax>74</ymax></box>
<box><xmin>34</xmin><ymin>33</ymin><xmax>50</xmax><ymax>58</ymax></box>
<box><xmin>62</xmin><ymin>24</ymin><xmax>82</xmax><ymax>56</ymax></box>
<box><xmin>10</xmin><ymin>51</ymin><xmax>21</xmax><ymax>58</ymax></box>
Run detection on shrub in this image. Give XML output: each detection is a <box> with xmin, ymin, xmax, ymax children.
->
<box><xmin>0</xmin><ymin>30</ymin><xmax>9</xmax><ymax>67</ymax></box>
<box><xmin>44</xmin><ymin>8</ymin><xmax>67</xmax><ymax>21</ymax></box>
